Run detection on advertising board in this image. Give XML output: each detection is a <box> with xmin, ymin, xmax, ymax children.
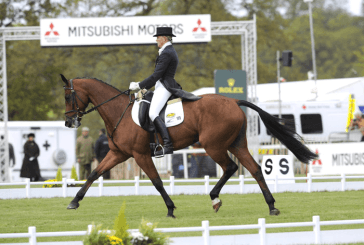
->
<box><xmin>40</xmin><ymin>15</ymin><xmax>211</xmax><ymax>47</ymax></box>
<box><xmin>308</xmin><ymin>143</ymin><xmax>364</xmax><ymax>175</ymax></box>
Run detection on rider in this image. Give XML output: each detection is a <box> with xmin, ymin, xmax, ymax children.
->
<box><xmin>129</xmin><ymin>27</ymin><xmax>181</xmax><ymax>156</ymax></box>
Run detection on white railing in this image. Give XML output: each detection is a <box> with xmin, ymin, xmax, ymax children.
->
<box><xmin>0</xmin><ymin>173</ymin><xmax>364</xmax><ymax>199</ymax></box>
<box><xmin>1</xmin><ymin>216</ymin><xmax>363</xmax><ymax>245</ymax></box>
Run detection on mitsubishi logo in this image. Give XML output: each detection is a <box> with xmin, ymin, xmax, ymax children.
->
<box><xmin>192</xmin><ymin>19</ymin><xmax>207</xmax><ymax>32</ymax></box>
<box><xmin>312</xmin><ymin>149</ymin><xmax>322</xmax><ymax>165</ymax></box>
<box><xmin>45</xmin><ymin>23</ymin><xmax>59</xmax><ymax>36</ymax></box>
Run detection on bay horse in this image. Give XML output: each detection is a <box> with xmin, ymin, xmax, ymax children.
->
<box><xmin>61</xmin><ymin>74</ymin><xmax>317</xmax><ymax>217</ymax></box>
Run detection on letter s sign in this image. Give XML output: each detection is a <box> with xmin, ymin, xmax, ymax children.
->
<box><xmin>279</xmin><ymin>158</ymin><xmax>289</xmax><ymax>174</ymax></box>
<box><xmin>264</xmin><ymin>159</ymin><xmax>273</xmax><ymax>175</ymax></box>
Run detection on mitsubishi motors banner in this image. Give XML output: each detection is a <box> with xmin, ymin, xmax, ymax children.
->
<box><xmin>308</xmin><ymin>143</ymin><xmax>364</xmax><ymax>175</ymax></box>
<box><xmin>40</xmin><ymin>15</ymin><xmax>211</xmax><ymax>47</ymax></box>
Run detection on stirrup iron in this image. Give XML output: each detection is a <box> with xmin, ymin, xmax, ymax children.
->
<box><xmin>154</xmin><ymin>144</ymin><xmax>165</xmax><ymax>158</ymax></box>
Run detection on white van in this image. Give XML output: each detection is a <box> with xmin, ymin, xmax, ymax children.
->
<box><xmin>256</xmin><ymin>93</ymin><xmax>361</xmax><ymax>143</ymax></box>
<box><xmin>1</xmin><ymin>121</ymin><xmax>77</xmax><ymax>182</ymax></box>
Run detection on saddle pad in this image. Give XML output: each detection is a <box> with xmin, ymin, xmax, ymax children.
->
<box><xmin>132</xmin><ymin>99</ymin><xmax>184</xmax><ymax>128</ymax></box>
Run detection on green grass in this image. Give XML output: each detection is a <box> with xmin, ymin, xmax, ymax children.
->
<box><xmin>1</xmin><ymin>191</ymin><xmax>364</xmax><ymax>243</ymax></box>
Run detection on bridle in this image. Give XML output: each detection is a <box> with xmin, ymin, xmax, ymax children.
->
<box><xmin>64</xmin><ymin>79</ymin><xmax>89</xmax><ymax>126</ymax></box>
<box><xmin>63</xmin><ymin>79</ymin><xmax>135</xmax><ymax>149</ymax></box>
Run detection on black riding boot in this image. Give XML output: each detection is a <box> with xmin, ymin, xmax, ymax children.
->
<box><xmin>153</xmin><ymin>116</ymin><xmax>173</xmax><ymax>156</ymax></box>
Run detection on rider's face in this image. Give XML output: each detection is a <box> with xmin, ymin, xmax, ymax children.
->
<box><xmin>156</xmin><ymin>36</ymin><xmax>167</xmax><ymax>48</ymax></box>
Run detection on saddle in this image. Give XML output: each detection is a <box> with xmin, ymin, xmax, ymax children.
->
<box><xmin>131</xmin><ymin>89</ymin><xmax>185</xmax><ymax>157</ymax></box>
<box><xmin>132</xmin><ymin>89</ymin><xmax>185</xmax><ymax>132</ymax></box>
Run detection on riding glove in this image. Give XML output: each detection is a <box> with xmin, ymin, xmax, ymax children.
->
<box><xmin>29</xmin><ymin>157</ymin><xmax>35</xmax><ymax>161</ymax></box>
<box><xmin>129</xmin><ymin>82</ymin><xmax>140</xmax><ymax>91</ymax></box>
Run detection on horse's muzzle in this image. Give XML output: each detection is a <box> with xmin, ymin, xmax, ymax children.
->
<box><xmin>65</xmin><ymin>116</ymin><xmax>81</xmax><ymax>128</ymax></box>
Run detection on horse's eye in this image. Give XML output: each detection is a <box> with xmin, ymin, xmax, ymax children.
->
<box><xmin>65</xmin><ymin>95</ymin><xmax>71</xmax><ymax>102</ymax></box>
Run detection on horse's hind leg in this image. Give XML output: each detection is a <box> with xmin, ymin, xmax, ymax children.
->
<box><xmin>203</xmin><ymin>148</ymin><xmax>238</xmax><ymax>212</ymax></box>
<box><xmin>229</xmin><ymin>145</ymin><xmax>280</xmax><ymax>215</ymax></box>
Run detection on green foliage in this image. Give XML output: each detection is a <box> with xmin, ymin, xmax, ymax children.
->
<box><xmin>137</xmin><ymin>218</ymin><xmax>170</xmax><ymax>245</ymax></box>
<box><xmin>83</xmin><ymin>223</ymin><xmax>122</xmax><ymax>245</ymax></box>
<box><xmin>7</xmin><ymin>40</ymin><xmax>68</xmax><ymax>121</ymax></box>
<box><xmin>56</xmin><ymin>167</ymin><xmax>62</xmax><ymax>182</ymax></box>
<box><xmin>71</xmin><ymin>165</ymin><xmax>79</xmax><ymax>181</ymax></box>
<box><xmin>42</xmin><ymin>179</ymin><xmax>61</xmax><ymax>188</ymax></box>
<box><xmin>114</xmin><ymin>201</ymin><xmax>132</xmax><ymax>245</ymax></box>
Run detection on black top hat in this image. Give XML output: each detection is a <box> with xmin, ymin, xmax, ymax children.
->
<box><xmin>27</xmin><ymin>133</ymin><xmax>35</xmax><ymax>138</ymax></box>
<box><xmin>153</xmin><ymin>27</ymin><xmax>176</xmax><ymax>37</ymax></box>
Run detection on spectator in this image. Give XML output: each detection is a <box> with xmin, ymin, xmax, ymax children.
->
<box><xmin>95</xmin><ymin>128</ymin><xmax>110</xmax><ymax>179</ymax></box>
<box><xmin>76</xmin><ymin>127</ymin><xmax>95</xmax><ymax>180</ymax></box>
<box><xmin>349</xmin><ymin>111</ymin><xmax>363</xmax><ymax>131</ymax></box>
<box><xmin>20</xmin><ymin>133</ymin><xmax>41</xmax><ymax>181</ymax></box>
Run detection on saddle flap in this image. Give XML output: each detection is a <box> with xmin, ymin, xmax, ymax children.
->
<box><xmin>131</xmin><ymin>99</ymin><xmax>184</xmax><ymax>132</ymax></box>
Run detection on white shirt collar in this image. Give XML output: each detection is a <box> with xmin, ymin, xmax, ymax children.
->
<box><xmin>158</xmin><ymin>41</ymin><xmax>172</xmax><ymax>55</ymax></box>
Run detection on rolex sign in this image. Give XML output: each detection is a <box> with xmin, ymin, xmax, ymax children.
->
<box><xmin>214</xmin><ymin>70</ymin><xmax>247</xmax><ymax>113</ymax></box>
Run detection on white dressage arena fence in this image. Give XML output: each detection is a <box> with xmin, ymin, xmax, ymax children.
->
<box><xmin>0</xmin><ymin>174</ymin><xmax>364</xmax><ymax>199</ymax></box>
<box><xmin>1</xmin><ymin>216</ymin><xmax>364</xmax><ymax>245</ymax></box>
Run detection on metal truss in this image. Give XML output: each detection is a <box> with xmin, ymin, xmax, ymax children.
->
<box><xmin>0</xmin><ymin>18</ymin><xmax>258</xmax><ymax>182</ymax></box>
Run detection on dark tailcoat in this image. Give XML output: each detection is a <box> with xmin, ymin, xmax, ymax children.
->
<box><xmin>139</xmin><ymin>45</ymin><xmax>200</xmax><ymax>101</ymax></box>
<box><xmin>20</xmin><ymin>140</ymin><xmax>41</xmax><ymax>179</ymax></box>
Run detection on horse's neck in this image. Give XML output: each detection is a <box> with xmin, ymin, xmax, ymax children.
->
<box><xmin>83</xmin><ymin>79</ymin><xmax>129</xmax><ymax>127</ymax></box>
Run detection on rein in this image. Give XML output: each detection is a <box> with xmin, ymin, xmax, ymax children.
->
<box><xmin>64</xmin><ymin>79</ymin><xmax>136</xmax><ymax>150</ymax></box>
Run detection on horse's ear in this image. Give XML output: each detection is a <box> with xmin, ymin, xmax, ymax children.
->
<box><xmin>60</xmin><ymin>74</ymin><xmax>69</xmax><ymax>86</ymax></box>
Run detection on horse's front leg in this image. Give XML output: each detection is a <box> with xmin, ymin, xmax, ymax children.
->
<box><xmin>67</xmin><ymin>151</ymin><xmax>129</xmax><ymax>210</ymax></box>
<box><xmin>134</xmin><ymin>153</ymin><xmax>176</xmax><ymax>218</ymax></box>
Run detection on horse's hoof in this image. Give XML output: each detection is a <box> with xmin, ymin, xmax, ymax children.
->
<box><xmin>67</xmin><ymin>202</ymin><xmax>80</xmax><ymax>210</ymax></box>
<box><xmin>166</xmin><ymin>214</ymin><xmax>176</xmax><ymax>218</ymax></box>
<box><xmin>270</xmin><ymin>208</ymin><xmax>280</xmax><ymax>216</ymax></box>
<box><xmin>212</xmin><ymin>199</ymin><xmax>222</xmax><ymax>213</ymax></box>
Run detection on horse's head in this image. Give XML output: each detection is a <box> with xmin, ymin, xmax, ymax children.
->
<box><xmin>61</xmin><ymin>74</ymin><xmax>90</xmax><ymax>128</ymax></box>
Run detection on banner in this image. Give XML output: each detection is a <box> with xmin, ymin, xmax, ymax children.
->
<box><xmin>346</xmin><ymin>94</ymin><xmax>355</xmax><ymax>132</ymax></box>
<box><xmin>308</xmin><ymin>143</ymin><xmax>364</xmax><ymax>175</ymax></box>
<box><xmin>40</xmin><ymin>15</ymin><xmax>211</xmax><ymax>47</ymax></box>
<box><xmin>214</xmin><ymin>70</ymin><xmax>247</xmax><ymax>113</ymax></box>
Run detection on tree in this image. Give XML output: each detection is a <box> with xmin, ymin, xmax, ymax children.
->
<box><xmin>7</xmin><ymin>40</ymin><xmax>69</xmax><ymax>120</ymax></box>
<box><xmin>283</xmin><ymin>8</ymin><xmax>364</xmax><ymax>81</ymax></box>
<box><xmin>0</xmin><ymin>0</ymin><xmax>60</xmax><ymax>27</ymax></box>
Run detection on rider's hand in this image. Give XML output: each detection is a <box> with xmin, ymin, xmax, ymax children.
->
<box><xmin>129</xmin><ymin>82</ymin><xmax>140</xmax><ymax>91</ymax></box>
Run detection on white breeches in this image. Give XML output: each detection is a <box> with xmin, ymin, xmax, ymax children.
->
<box><xmin>149</xmin><ymin>81</ymin><xmax>172</xmax><ymax>122</ymax></box>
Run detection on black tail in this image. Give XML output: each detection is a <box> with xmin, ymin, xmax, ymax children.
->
<box><xmin>237</xmin><ymin>100</ymin><xmax>318</xmax><ymax>164</ymax></box>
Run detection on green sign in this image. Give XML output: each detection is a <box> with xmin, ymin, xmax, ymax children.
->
<box><xmin>214</xmin><ymin>70</ymin><xmax>247</xmax><ymax>113</ymax></box>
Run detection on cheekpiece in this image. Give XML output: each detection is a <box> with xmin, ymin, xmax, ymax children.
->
<box><xmin>153</xmin><ymin>27</ymin><xmax>176</xmax><ymax>37</ymax></box>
